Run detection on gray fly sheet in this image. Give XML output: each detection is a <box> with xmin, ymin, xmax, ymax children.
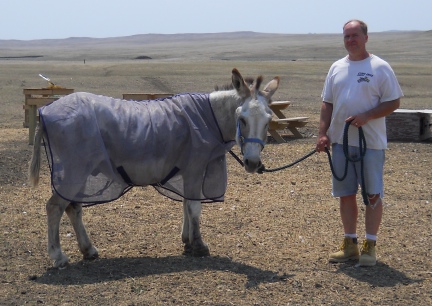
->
<box><xmin>39</xmin><ymin>92</ymin><xmax>235</xmax><ymax>205</ymax></box>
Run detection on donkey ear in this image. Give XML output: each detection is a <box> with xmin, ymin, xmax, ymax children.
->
<box><xmin>261</xmin><ymin>76</ymin><xmax>280</xmax><ymax>100</ymax></box>
<box><xmin>254</xmin><ymin>75</ymin><xmax>263</xmax><ymax>92</ymax></box>
<box><xmin>232</xmin><ymin>68</ymin><xmax>251</xmax><ymax>98</ymax></box>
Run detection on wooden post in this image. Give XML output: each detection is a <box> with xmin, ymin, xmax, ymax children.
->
<box><xmin>23</xmin><ymin>88</ymin><xmax>74</xmax><ymax>145</ymax></box>
<box><xmin>28</xmin><ymin>105</ymin><xmax>37</xmax><ymax>145</ymax></box>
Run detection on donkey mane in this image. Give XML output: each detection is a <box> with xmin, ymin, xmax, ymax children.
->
<box><xmin>214</xmin><ymin>75</ymin><xmax>273</xmax><ymax>102</ymax></box>
<box><xmin>214</xmin><ymin>77</ymin><xmax>255</xmax><ymax>91</ymax></box>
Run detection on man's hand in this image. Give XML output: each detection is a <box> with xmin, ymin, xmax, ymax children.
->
<box><xmin>316</xmin><ymin>135</ymin><xmax>330</xmax><ymax>153</ymax></box>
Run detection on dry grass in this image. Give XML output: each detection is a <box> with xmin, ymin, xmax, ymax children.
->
<box><xmin>1</xmin><ymin>32</ymin><xmax>431</xmax><ymax>305</ymax></box>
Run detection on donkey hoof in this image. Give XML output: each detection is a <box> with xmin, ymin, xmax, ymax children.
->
<box><xmin>192</xmin><ymin>245</ymin><xmax>210</xmax><ymax>257</ymax></box>
<box><xmin>54</xmin><ymin>257</ymin><xmax>69</xmax><ymax>269</ymax></box>
<box><xmin>83</xmin><ymin>247</ymin><xmax>99</xmax><ymax>261</ymax></box>
<box><xmin>183</xmin><ymin>243</ymin><xmax>193</xmax><ymax>256</ymax></box>
<box><xmin>83</xmin><ymin>253</ymin><xmax>99</xmax><ymax>261</ymax></box>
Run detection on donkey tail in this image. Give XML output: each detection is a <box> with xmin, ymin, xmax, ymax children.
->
<box><xmin>29</xmin><ymin>123</ymin><xmax>44</xmax><ymax>187</ymax></box>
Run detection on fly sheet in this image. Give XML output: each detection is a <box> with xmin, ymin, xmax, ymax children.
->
<box><xmin>39</xmin><ymin>92</ymin><xmax>235</xmax><ymax>205</ymax></box>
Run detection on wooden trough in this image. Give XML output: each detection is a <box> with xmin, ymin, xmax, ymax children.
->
<box><xmin>386</xmin><ymin>109</ymin><xmax>432</xmax><ymax>141</ymax></box>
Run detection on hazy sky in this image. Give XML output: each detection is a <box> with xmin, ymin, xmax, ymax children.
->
<box><xmin>1</xmin><ymin>0</ymin><xmax>431</xmax><ymax>40</ymax></box>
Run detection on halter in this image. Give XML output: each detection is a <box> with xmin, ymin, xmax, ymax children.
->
<box><xmin>236</xmin><ymin>120</ymin><xmax>266</xmax><ymax>155</ymax></box>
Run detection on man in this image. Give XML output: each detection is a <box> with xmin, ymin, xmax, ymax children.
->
<box><xmin>315</xmin><ymin>20</ymin><xmax>403</xmax><ymax>266</ymax></box>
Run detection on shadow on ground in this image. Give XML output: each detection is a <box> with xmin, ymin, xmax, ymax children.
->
<box><xmin>33</xmin><ymin>255</ymin><xmax>293</xmax><ymax>288</ymax></box>
<box><xmin>335</xmin><ymin>261</ymin><xmax>423</xmax><ymax>287</ymax></box>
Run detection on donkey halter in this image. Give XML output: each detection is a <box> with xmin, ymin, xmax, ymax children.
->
<box><xmin>236</xmin><ymin>120</ymin><xmax>265</xmax><ymax>155</ymax></box>
<box><xmin>235</xmin><ymin>76</ymin><xmax>268</xmax><ymax>155</ymax></box>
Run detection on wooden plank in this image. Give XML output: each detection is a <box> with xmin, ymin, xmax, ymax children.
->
<box><xmin>269</xmin><ymin>121</ymin><xmax>288</xmax><ymax>130</ymax></box>
<box><xmin>23</xmin><ymin>88</ymin><xmax>74</xmax><ymax>95</ymax></box>
<box><xmin>269</xmin><ymin>120</ymin><xmax>308</xmax><ymax>131</ymax></box>
<box><xmin>269</xmin><ymin>101</ymin><xmax>291</xmax><ymax>110</ymax></box>
<box><xmin>268</xmin><ymin>130</ymin><xmax>286</xmax><ymax>143</ymax></box>
<box><xmin>269</xmin><ymin>101</ymin><xmax>291</xmax><ymax>118</ymax></box>
<box><xmin>273</xmin><ymin>117</ymin><xmax>309</xmax><ymax>122</ymax></box>
<box><xmin>270</xmin><ymin>117</ymin><xmax>309</xmax><ymax>129</ymax></box>
<box><xmin>268</xmin><ymin>116</ymin><xmax>309</xmax><ymax>142</ymax></box>
<box><xmin>394</xmin><ymin>109</ymin><xmax>432</xmax><ymax>114</ymax></box>
<box><xmin>287</xmin><ymin>127</ymin><xmax>303</xmax><ymax>138</ymax></box>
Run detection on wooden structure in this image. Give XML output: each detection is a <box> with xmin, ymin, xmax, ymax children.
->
<box><xmin>268</xmin><ymin>101</ymin><xmax>309</xmax><ymax>143</ymax></box>
<box><xmin>386</xmin><ymin>109</ymin><xmax>432</xmax><ymax>141</ymax></box>
<box><xmin>122</xmin><ymin>93</ymin><xmax>173</xmax><ymax>100</ymax></box>
<box><xmin>23</xmin><ymin>88</ymin><xmax>74</xmax><ymax>145</ymax></box>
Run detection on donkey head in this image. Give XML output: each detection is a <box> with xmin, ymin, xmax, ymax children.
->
<box><xmin>232</xmin><ymin>68</ymin><xmax>280</xmax><ymax>173</ymax></box>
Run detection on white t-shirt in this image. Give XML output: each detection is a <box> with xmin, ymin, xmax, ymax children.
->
<box><xmin>321</xmin><ymin>55</ymin><xmax>403</xmax><ymax>149</ymax></box>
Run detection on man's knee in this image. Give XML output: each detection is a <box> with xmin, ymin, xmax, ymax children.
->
<box><xmin>367</xmin><ymin>194</ymin><xmax>382</xmax><ymax>207</ymax></box>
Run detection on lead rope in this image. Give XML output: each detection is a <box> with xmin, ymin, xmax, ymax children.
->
<box><xmin>325</xmin><ymin>121</ymin><xmax>369</xmax><ymax>205</ymax></box>
<box><xmin>229</xmin><ymin>121</ymin><xmax>370</xmax><ymax>205</ymax></box>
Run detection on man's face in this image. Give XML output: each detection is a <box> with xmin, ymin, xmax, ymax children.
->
<box><xmin>343</xmin><ymin>22</ymin><xmax>368</xmax><ymax>55</ymax></box>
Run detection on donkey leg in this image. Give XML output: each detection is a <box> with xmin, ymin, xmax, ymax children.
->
<box><xmin>65</xmin><ymin>202</ymin><xmax>99</xmax><ymax>261</ymax></box>
<box><xmin>46</xmin><ymin>193</ymin><xmax>70</xmax><ymax>268</ymax></box>
<box><xmin>182</xmin><ymin>199</ymin><xmax>210</xmax><ymax>257</ymax></box>
<box><xmin>181</xmin><ymin>200</ymin><xmax>191</xmax><ymax>255</ymax></box>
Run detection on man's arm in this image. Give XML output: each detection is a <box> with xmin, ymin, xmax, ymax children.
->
<box><xmin>347</xmin><ymin>98</ymin><xmax>400</xmax><ymax>126</ymax></box>
<box><xmin>316</xmin><ymin>101</ymin><xmax>333</xmax><ymax>152</ymax></box>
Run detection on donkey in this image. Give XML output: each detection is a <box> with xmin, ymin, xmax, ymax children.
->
<box><xmin>29</xmin><ymin>68</ymin><xmax>279</xmax><ymax>268</ymax></box>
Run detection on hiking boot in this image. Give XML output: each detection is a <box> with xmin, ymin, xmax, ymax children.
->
<box><xmin>359</xmin><ymin>239</ymin><xmax>377</xmax><ymax>266</ymax></box>
<box><xmin>329</xmin><ymin>237</ymin><xmax>359</xmax><ymax>263</ymax></box>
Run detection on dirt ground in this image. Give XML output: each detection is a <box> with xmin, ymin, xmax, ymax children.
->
<box><xmin>1</xmin><ymin>32</ymin><xmax>431</xmax><ymax>305</ymax></box>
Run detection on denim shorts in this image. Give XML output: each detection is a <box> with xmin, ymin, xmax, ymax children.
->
<box><xmin>331</xmin><ymin>144</ymin><xmax>385</xmax><ymax>198</ymax></box>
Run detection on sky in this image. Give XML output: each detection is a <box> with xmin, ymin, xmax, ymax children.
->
<box><xmin>1</xmin><ymin>0</ymin><xmax>431</xmax><ymax>40</ymax></box>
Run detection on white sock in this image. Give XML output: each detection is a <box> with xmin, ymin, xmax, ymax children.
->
<box><xmin>344</xmin><ymin>233</ymin><xmax>357</xmax><ymax>239</ymax></box>
<box><xmin>365</xmin><ymin>234</ymin><xmax>377</xmax><ymax>241</ymax></box>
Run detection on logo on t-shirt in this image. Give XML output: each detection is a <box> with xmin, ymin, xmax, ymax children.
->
<box><xmin>357</xmin><ymin>72</ymin><xmax>373</xmax><ymax>83</ymax></box>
